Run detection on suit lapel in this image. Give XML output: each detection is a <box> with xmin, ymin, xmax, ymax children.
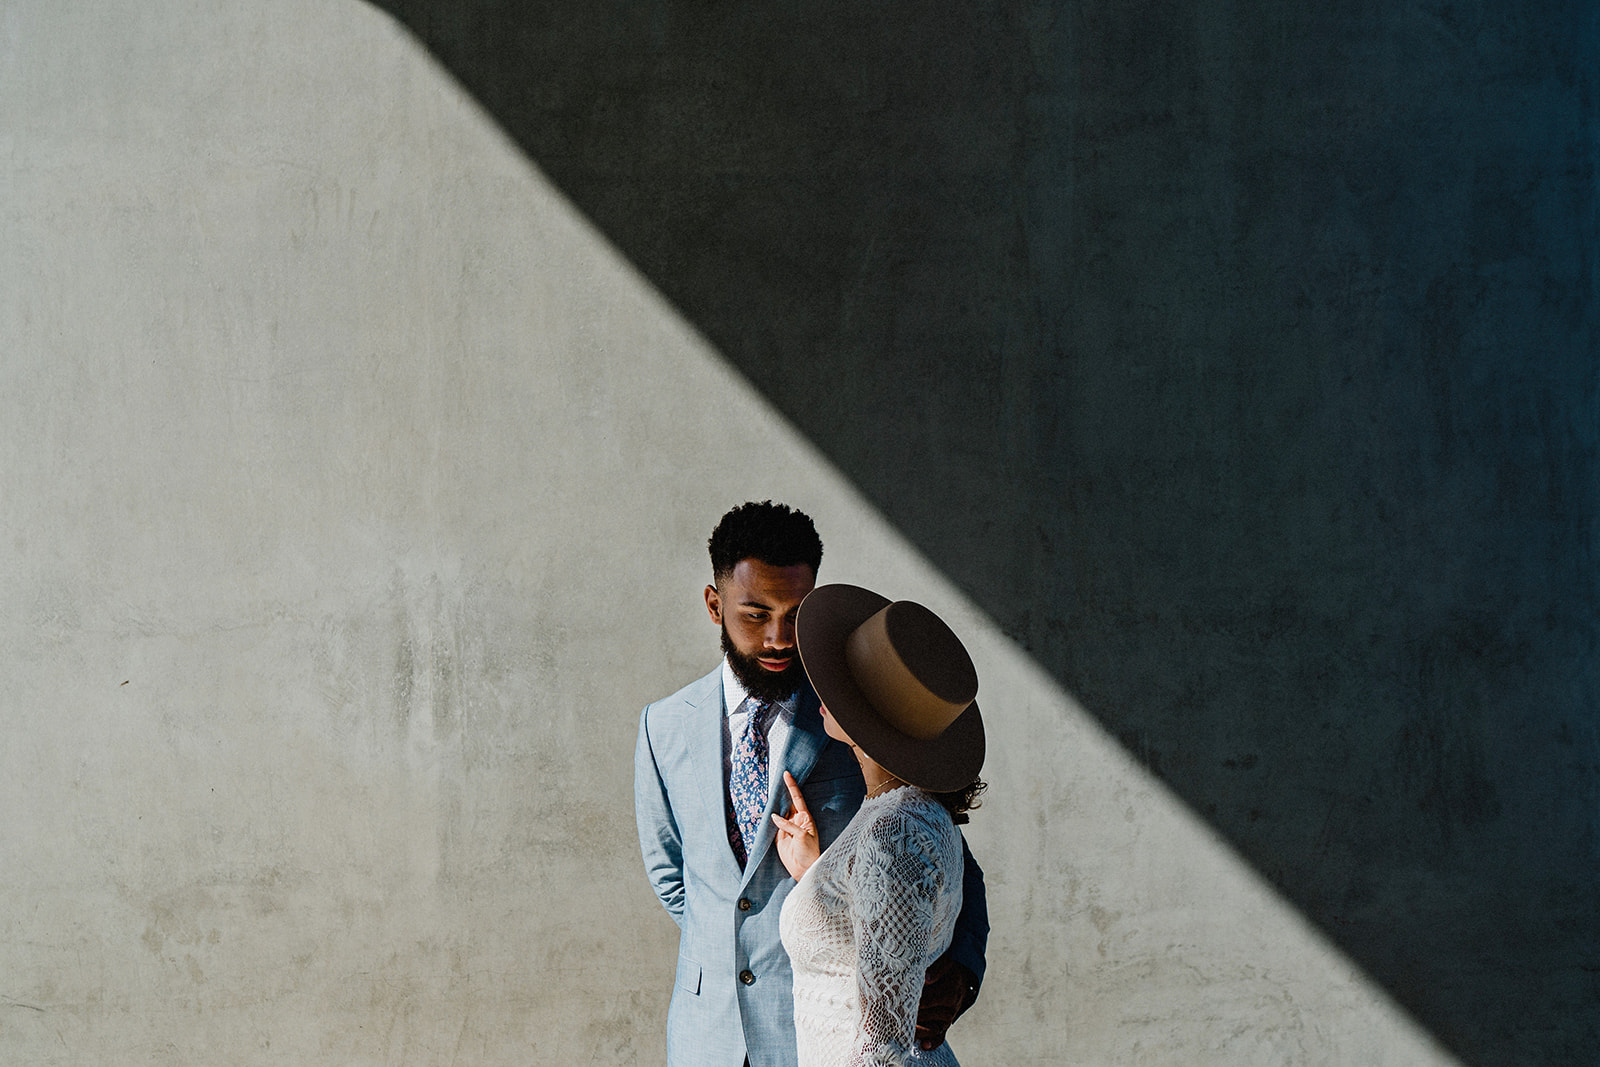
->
<box><xmin>742</xmin><ymin>684</ymin><xmax>826</xmax><ymax>886</ymax></box>
<box><xmin>780</xmin><ymin>685</ymin><xmax>828</xmax><ymax>787</ymax></box>
<box><xmin>685</xmin><ymin>668</ymin><xmax>746</xmax><ymax>883</ymax></box>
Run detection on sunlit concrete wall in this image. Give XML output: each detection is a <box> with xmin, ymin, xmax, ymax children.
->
<box><xmin>1</xmin><ymin>3</ymin><xmax>1456</xmax><ymax>1063</ymax></box>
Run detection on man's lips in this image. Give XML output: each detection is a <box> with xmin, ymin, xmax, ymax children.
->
<box><xmin>758</xmin><ymin>656</ymin><xmax>796</xmax><ymax>671</ymax></box>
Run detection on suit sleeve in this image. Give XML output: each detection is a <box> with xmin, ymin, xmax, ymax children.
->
<box><xmin>948</xmin><ymin>835</ymin><xmax>989</xmax><ymax>990</ymax></box>
<box><xmin>634</xmin><ymin>704</ymin><xmax>686</xmax><ymax>925</ymax></box>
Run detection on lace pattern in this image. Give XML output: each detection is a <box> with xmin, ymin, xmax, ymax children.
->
<box><xmin>779</xmin><ymin>786</ymin><xmax>964</xmax><ymax>1067</ymax></box>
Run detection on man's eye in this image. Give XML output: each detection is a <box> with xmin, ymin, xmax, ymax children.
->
<box><xmin>745</xmin><ymin>613</ymin><xmax>767</xmax><ymax>622</ymax></box>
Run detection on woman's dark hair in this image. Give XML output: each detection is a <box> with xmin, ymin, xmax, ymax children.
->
<box><xmin>933</xmin><ymin>777</ymin><xmax>986</xmax><ymax>825</ymax></box>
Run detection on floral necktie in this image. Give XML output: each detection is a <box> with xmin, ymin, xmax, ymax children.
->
<box><xmin>727</xmin><ymin>697</ymin><xmax>775</xmax><ymax>867</ymax></box>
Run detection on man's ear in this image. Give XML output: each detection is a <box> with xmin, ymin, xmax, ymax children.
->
<box><xmin>704</xmin><ymin>583</ymin><xmax>723</xmax><ymax>625</ymax></box>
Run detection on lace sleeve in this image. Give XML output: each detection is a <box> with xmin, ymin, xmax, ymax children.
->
<box><xmin>846</xmin><ymin>802</ymin><xmax>951</xmax><ymax>1067</ymax></box>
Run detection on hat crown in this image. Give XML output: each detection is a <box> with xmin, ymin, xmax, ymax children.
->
<box><xmin>883</xmin><ymin>601</ymin><xmax>978</xmax><ymax>705</ymax></box>
<box><xmin>844</xmin><ymin>601</ymin><xmax>977</xmax><ymax>741</ymax></box>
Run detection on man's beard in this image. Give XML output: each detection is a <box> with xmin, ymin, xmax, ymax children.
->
<box><xmin>721</xmin><ymin>625</ymin><xmax>805</xmax><ymax>704</ymax></box>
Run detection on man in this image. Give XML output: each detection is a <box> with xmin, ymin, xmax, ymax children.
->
<box><xmin>635</xmin><ymin>501</ymin><xmax>988</xmax><ymax>1067</ymax></box>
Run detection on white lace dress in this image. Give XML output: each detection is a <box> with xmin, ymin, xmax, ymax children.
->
<box><xmin>779</xmin><ymin>785</ymin><xmax>964</xmax><ymax>1067</ymax></box>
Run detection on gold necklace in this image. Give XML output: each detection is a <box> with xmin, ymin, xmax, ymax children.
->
<box><xmin>865</xmin><ymin>775</ymin><xmax>906</xmax><ymax>799</ymax></box>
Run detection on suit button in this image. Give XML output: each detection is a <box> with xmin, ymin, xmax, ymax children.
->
<box><xmin>739</xmin><ymin>970</ymin><xmax>755</xmax><ymax>985</ymax></box>
<box><xmin>738</xmin><ymin>898</ymin><xmax>752</xmax><ymax>911</ymax></box>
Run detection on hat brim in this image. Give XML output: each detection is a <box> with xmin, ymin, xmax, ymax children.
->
<box><xmin>796</xmin><ymin>584</ymin><xmax>985</xmax><ymax>793</ymax></box>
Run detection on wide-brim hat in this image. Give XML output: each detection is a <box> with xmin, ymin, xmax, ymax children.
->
<box><xmin>796</xmin><ymin>584</ymin><xmax>985</xmax><ymax>792</ymax></box>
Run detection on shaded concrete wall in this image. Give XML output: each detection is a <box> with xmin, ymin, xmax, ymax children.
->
<box><xmin>0</xmin><ymin>1</ymin><xmax>1584</xmax><ymax>1065</ymax></box>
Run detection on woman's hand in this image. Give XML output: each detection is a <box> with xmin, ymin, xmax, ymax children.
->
<box><xmin>771</xmin><ymin>771</ymin><xmax>821</xmax><ymax>881</ymax></box>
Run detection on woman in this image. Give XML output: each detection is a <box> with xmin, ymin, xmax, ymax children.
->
<box><xmin>770</xmin><ymin>584</ymin><xmax>986</xmax><ymax>1067</ymax></box>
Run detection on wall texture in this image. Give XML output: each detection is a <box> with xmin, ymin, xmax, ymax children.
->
<box><xmin>369</xmin><ymin>0</ymin><xmax>1600</xmax><ymax>1062</ymax></box>
<box><xmin>1</xmin><ymin>1</ymin><xmax>1591</xmax><ymax>1064</ymax></box>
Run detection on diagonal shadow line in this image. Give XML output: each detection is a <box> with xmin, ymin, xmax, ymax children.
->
<box><xmin>365</xmin><ymin>1</ymin><xmax>1600</xmax><ymax>1062</ymax></box>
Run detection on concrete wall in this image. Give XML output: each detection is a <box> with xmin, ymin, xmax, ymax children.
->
<box><xmin>366</xmin><ymin>0</ymin><xmax>1600</xmax><ymax>1061</ymax></box>
<box><xmin>2</xmin><ymin>1</ymin><xmax>1591</xmax><ymax>1064</ymax></box>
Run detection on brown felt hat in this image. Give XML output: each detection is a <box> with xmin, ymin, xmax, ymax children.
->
<box><xmin>796</xmin><ymin>584</ymin><xmax>985</xmax><ymax>792</ymax></box>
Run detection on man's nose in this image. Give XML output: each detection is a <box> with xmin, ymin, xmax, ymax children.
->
<box><xmin>766</xmin><ymin>616</ymin><xmax>796</xmax><ymax>649</ymax></box>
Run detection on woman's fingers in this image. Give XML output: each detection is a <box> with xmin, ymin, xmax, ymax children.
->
<box><xmin>772</xmin><ymin>794</ymin><xmax>823</xmax><ymax>882</ymax></box>
<box><xmin>783</xmin><ymin>771</ymin><xmax>813</xmax><ymax>817</ymax></box>
<box><xmin>771</xmin><ymin>812</ymin><xmax>814</xmax><ymax>837</ymax></box>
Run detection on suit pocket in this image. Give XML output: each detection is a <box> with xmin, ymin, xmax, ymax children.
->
<box><xmin>675</xmin><ymin>955</ymin><xmax>702</xmax><ymax>996</ymax></box>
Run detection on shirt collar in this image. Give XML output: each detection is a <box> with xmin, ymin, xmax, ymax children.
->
<box><xmin>721</xmin><ymin>658</ymin><xmax>749</xmax><ymax>719</ymax></box>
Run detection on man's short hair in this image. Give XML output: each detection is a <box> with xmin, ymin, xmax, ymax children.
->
<box><xmin>708</xmin><ymin>501</ymin><xmax>824</xmax><ymax>582</ymax></box>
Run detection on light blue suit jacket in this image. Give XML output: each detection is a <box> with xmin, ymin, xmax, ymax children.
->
<box><xmin>635</xmin><ymin>664</ymin><xmax>988</xmax><ymax>1067</ymax></box>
